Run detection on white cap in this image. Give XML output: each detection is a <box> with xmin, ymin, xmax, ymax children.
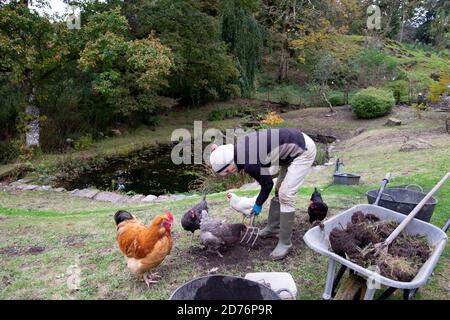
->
<box><xmin>209</xmin><ymin>144</ymin><xmax>235</xmax><ymax>175</ymax></box>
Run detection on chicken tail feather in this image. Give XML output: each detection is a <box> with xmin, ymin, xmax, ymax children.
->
<box><xmin>114</xmin><ymin>210</ymin><xmax>134</xmax><ymax>225</ymax></box>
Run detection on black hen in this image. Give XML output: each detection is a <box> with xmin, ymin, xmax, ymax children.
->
<box><xmin>181</xmin><ymin>195</ymin><xmax>208</xmax><ymax>234</ymax></box>
<box><xmin>308</xmin><ymin>188</ymin><xmax>328</xmax><ymax>223</ymax></box>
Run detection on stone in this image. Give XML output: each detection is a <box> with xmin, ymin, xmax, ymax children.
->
<box><xmin>53</xmin><ymin>187</ymin><xmax>66</xmax><ymax>192</ymax></box>
<box><xmin>17</xmin><ymin>178</ymin><xmax>35</xmax><ymax>184</ymax></box>
<box><xmin>127</xmin><ymin>195</ymin><xmax>146</xmax><ymax>203</ymax></box>
<box><xmin>69</xmin><ymin>189</ymin><xmax>80</xmax><ymax>194</ymax></box>
<box><xmin>385</xmin><ymin>118</ymin><xmax>402</xmax><ymax>126</ymax></box>
<box><xmin>142</xmin><ymin>195</ymin><xmax>157</xmax><ymax>202</ymax></box>
<box><xmin>111</xmin><ymin>129</ymin><xmax>122</xmax><ymax>136</ymax></box>
<box><xmin>94</xmin><ymin>191</ymin><xmax>128</xmax><ymax>203</ymax></box>
<box><xmin>16</xmin><ymin>184</ymin><xmax>39</xmax><ymax>191</ymax></box>
<box><xmin>170</xmin><ymin>194</ymin><xmax>187</xmax><ymax>201</ymax></box>
<box><xmin>37</xmin><ymin>185</ymin><xmax>52</xmax><ymax>191</ymax></box>
<box><xmin>355</xmin><ymin>127</ymin><xmax>366</xmax><ymax>135</ymax></box>
<box><xmin>10</xmin><ymin>181</ymin><xmax>23</xmax><ymax>187</ymax></box>
<box><xmin>155</xmin><ymin>195</ymin><xmax>170</xmax><ymax>202</ymax></box>
<box><xmin>400</xmin><ymin>138</ymin><xmax>433</xmax><ymax>152</ymax></box>
<box><xmin>72</xmin><ymin>189</ymin><xmax>100</xmax><ymax>199</ymax></box>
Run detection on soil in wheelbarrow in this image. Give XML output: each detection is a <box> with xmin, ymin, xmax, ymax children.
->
<box><xmin>329</xmin><ymin>212</ymin><xmax>431</xmax><ymax>282</ymax></box>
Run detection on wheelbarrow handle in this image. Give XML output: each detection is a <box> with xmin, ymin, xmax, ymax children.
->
<box><xmin>443</xmin><ymin>218</ymin><xmax>450</xmax><ymax>233</ymax></box>
<box><xmin>374</xmin><ymin>173</ymin><xmax>391</xmax><ymax>206</ymax></box>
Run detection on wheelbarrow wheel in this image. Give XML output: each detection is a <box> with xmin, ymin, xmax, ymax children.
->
<box><xmin>334</xmin><ymin>274</ymin><xmax>367</xmax><ymax>300</ymax></box>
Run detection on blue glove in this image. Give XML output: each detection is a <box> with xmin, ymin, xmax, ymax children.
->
<box><xmin>252</xmin><ymin>204</ymin><xmax>262</xmax><ymax>216</ymax></box>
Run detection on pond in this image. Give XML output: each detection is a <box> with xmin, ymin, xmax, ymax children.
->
<box><xmin>63</xmin><ymin>144</ymin><xmax>203</xmax><ymax>196</ymax></box>
<box><xmin>58</xmin><ymin>135</ymin><xmax>332</xmax><ymax>196</ymax></box>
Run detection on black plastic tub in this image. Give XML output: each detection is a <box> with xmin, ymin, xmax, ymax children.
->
<box><xmin>333</xmin><ymin>173</ymin><xmax>361</xmax><ymax>185</ymax></box>
<box><xmin>169</xmin><ymin>275</ymin><xmax>281</xmax><ymax>300</ymax></box>
<box><xmin>367</xmin><ymin>187</ymin><xmax>437</xmax><ymax>222</ymax></box>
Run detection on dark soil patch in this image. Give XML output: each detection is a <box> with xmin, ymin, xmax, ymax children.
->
<box><xmin>63</xmin><ymin>234</ymin><xmax>90</xmax><ymax>247</ymax></box>
<box><xmin>329</xmin><ymin>212</ymin><xmax>431</xmax><ymax>282</ymax></box>
<box><xmin>100</xmin><ymin>291</ymin><xmax>129</xmax><ymax>300</ymax></box>
<box><xmin>0</xmin><ymin>246</ymin><xmax>20</xmax><ymax>256</ymax></box>
<box><xmin>2</xmin><ymin>275</ymin><xmax>12</xmax><ymax>287</ymax></box>
<box><xmin>182</xmin><ymin>210</ymin><xmax>312</xmax><ymax>270</ymax></box>
<box><xmin>27</xmin><ymin>246</ymin><xmax>45</xmax><ymax>255</ymax></box>
<box><xmin>0</xmin><ymin>245</ymin><xmax>45</xmax><ymax>256</ymax></box>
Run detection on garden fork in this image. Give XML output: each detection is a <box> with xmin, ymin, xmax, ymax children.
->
<box><xmin>240</xmin><ymin>214</ymin><xmax>259</xmax><ymax>248</ymax></box>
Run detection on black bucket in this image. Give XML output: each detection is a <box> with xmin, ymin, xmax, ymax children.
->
<box><xmin>333</xmin><ymin>173</ymin><xmax>361</xmax><ymax>185</ymax></box>
<box><xmin>169</xmin><ymin>275</ymin><xmax>281</xmax><ymax>300</ymax></box>
<box><xmin>367</xmin><ymin>187</ymin><xmax>437</xmax><ymax>222</ymax></box>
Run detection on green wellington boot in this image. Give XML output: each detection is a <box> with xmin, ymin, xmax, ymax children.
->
<box><xmin>270</xmin><ymin>211</ymin><xmax>295</xmax><ymax>260</ymax></box>
<box><xmin>258</xmin><ymin>197</ymin><xmax>280</xmax><ymax>238</ymax></box>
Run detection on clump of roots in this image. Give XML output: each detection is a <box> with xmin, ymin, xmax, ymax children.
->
<box><xmin>329</xmin><ymin>212</ymin><xmax>431</xmax><ymax>282</ymax></box>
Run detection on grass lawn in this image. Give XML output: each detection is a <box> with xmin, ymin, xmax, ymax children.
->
<box><xmin>1</xmin><ymin>105</ymin><xmax>449</xmax><ymax>300</ymax></box>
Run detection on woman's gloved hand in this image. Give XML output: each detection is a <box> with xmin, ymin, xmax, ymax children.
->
<box><xmin>251</xmin><ymin>203</ymin><xmax>262</xmax><ymax>216</ymax></box>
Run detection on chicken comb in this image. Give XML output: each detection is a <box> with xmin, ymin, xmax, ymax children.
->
<box><xmin>166</xmin><ymin>211</ymin><xmax>174</xmax><ymax>221</ymax></box>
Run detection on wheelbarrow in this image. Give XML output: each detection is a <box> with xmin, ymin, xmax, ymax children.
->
<box><xmin>303</xmin><ymin>174</ymin><xmax>449</xmax><ymax>300</ymax></box>
<box><xmin>367</xmin><ymin>184</ymin><xmax>438</xmax><ymax>223</ymax></box>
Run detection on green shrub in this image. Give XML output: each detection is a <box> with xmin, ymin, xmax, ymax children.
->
<box><xmin>329</xmin><ymin>93</ymin><xmax>346</xmax><ymax>106</ymax></box>
<box><xmin>351</xmin><ymin>87</ymin><xmax>395</xmax><ymax>119</ymax></box>
<box><xmin>74</xmin><ymin>135</ymin><xmax>94</xmax><ymax>151</ymax></box>
<box><xmin>0</xmin><ymin>141</ymin><xmax>20</xmax><ymax>164</ymax></box>
<box><xmin>385</xmin><ymin>80</ymin><xmax>409</xmax><ymax>104</ymax></box>
<box><xmin>277</xmin><ymin>86</ymin><xmax>295</xmax><ymax>106</ymax></box>
<box><xmin>428</xmin><ymin>73</ymin><xmax>450</xmax><ymax>103</ymax></box>
<box><xmin>354</xmin><ymin>49</ymin><xmax>398</xmax><ymax>87</ymax></box>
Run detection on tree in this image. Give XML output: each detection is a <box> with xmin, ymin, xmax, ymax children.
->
<box><xmin>220</xmin><ymin>0</ymin><xmax>264</xmax><ymax>97</ymax></box>
<box><xmin>259</xmin><ymin>0</ymin><xmax>336</xmax><ymax>82</ymax></box>
<box><xmin>124</xmin><ymin>0</ymin><xmax>240</xmax><ymax>105</ymax></box>
<box><xmin>415</xmin><ymin>0</ymin><xmax>449</xmax><ymax>48</ymax></box>
<box><xmin>78</xmin><ymin>7</ymin><xmax>173</xmax><ymax>117</ymax></box>
<box><xmin>0</xmin><ymin>1</ymin><xmax>73</xmax><ymax>150</ymax></box>
<box><xmin>312</xmin><ymin>53</ymin><xmax>340</xmax><ymax>113</ymax></box>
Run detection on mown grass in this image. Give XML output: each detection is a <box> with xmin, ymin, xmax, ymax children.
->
<box><xmin>1</xmin><ymin>175</ymin><xmax>448</xmax><ymax>300</ymax></box>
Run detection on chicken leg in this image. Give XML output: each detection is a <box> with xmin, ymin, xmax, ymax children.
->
<box><xmin>143</xmin><ymin>272</ymin><xmax>160</xmax><ymax>287</ymax></box>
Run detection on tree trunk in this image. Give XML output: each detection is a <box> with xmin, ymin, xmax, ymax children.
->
<box><xmin>399</xmin><ymin>7</ymin><xmax>406</xmax><ymax>43</ymax></box>
<box><xmin>322</xmin><ymin>91</ymin><xmax>335</xmax><ymax>114</ymax></box>
<box><xmin>23</xmin><ymin>70</ymin><xmax>39</xmax><ymax>147</ymax></box>
<box><xmin>278</xmin><ymin>38</ymin><xmax>290</xmax><ymax>82</ymax></box>
<box><xmin>123</xmin><ymin>0</ymin><xmax>141</xmax><ymax>35</ymax></box>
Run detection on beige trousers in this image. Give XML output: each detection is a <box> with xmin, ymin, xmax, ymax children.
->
<box><xmin>275</xmin><ymin>134</ymin><xmax>317</xmax><ymax>212</ymax></box>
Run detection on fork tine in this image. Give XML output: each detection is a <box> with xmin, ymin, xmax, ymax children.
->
<box><xmin>240</xmin><ymin>228</ymin><xmax>250</xmax><ymax>243</ymax></box>
<box><xmin>251</xmin><ymin>229</ymin><xmax>259</xmax><ymax>247</ymax></box>
<box><xmin>246</xmin><ymin>227</ymin><xmax>255</xmax><ymax>244</ymax></box>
